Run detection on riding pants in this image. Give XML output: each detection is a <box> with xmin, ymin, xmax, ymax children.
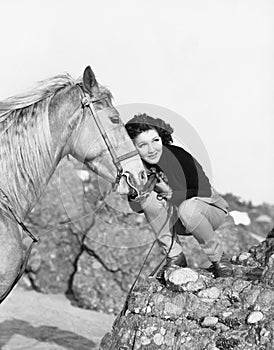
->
<box><xmin>140</xmin><ymin>190</ymin><xmax>229</xmax><ymax>263</ymax></box>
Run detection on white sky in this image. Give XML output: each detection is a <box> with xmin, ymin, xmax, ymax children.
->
<box><xmin>0</xmin><ymin>0</ymin><xmax>273</xmax><ymax>205</ymax></box>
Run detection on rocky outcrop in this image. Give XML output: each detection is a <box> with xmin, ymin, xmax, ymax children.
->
<box><xmin>22</xmin><ymin>158</ymin><xmax>274</xmax><ymax>316</ymax></box>
<box><xmin>23</xmin><ymin>158</ymin><xmax>97</xmax><ymax>293</ymax></box>
<box><xmin>22</xmin><ymin>158</ymin><xmax>162</xmax><ymax>313</ymax></box>
<box><xmin>100</xmin><ymin>233</ymin><xmax>274</xmax><ymax>349</ymax></box>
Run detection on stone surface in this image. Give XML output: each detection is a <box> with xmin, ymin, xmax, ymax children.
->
<box><xmin>16</xmin><ymin>161</ymin><xmax>274</xmax><ymax>348</ymax></box>
<box><xmin>201</xmin><ymin>316</ymin><xmax>219</xmax><ymax>328</ymax></box>
<box><xmin>23</xmin><ymin>158</ymin><xmax>92</xmax><ymax>293</ymax></box>
<box><xmin>22</xmin><ymin>157</ymin><xmax>161</xmax><ymax>314</ymax></box>
<box><xmin>246</xmin><ymin>311</ymin><xmax>264</xmax><ymax>324</ymax></box>
<box><xmin>100</xmin><ymin>237</ymin><xmax>274</xmax><ymax>349</ymax></box>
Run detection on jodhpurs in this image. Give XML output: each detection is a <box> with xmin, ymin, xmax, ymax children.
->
<box><xmin>140</xmin><ymin>191</ymin><xmax>229</xmax><ymax>262</ymax></box>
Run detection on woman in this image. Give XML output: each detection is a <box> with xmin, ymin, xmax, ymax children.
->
<box><xmin>125</xmin><ymin>113</ymin><xmax>232</xmax><ymax>278</ymax></box>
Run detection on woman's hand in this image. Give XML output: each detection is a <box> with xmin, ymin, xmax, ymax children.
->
<box><xmin>154</xmin><ymin>178</ymin><xmax>173</xmax><ymax>200</ymax></box>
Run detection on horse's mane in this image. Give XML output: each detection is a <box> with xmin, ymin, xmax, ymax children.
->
<box><xmin>0</xmin><ymin>74</ymin><xmax>76</xmax><ymax>120</ymax></box>
<box><xmin>0</xmin><ymin>73</ymin><xmax>77</xmax><ymax>216</ymax></box>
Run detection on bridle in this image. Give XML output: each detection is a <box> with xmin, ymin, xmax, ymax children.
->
<box><xmin>77</xmin><ymin>84</ymin><xmax>153</xmax><ymax>201</ymax></box>
<box><xmin>77</xmin><ymin>85</ymin><xmax>141</xmax><ymax>192</ymax></box>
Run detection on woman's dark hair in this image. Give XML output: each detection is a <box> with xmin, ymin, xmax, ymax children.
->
<box><xmin>125</xmin><ymin>113</ymin><xmax>173</xmax><ymax>145</ymax></box>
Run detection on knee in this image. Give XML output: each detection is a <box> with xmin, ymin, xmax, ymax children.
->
<box><xmin>178</xmin><ymin>200</ymin><xmax>201</xmax><ymax>227</ymax></box>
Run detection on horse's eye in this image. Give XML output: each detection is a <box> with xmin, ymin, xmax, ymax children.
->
<box><xmin>110</xmin><ymin>115</ymin><xmax>120</xmax><ymax>124</ymax></box>
<box><xmin>95</xmin><ymin>101</ymin><xmax>104</xmax><ymax>109</ymax></box>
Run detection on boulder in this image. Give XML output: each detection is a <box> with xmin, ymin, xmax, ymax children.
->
<box><xmin>22</xmin><ymin>158</ymin><xmax>93</xmax><ymax>293</ymax></box>
<box><xmin>100</xmin><ymin>236</ymin><xmax>274</xmax><ymax>349</ymax></box>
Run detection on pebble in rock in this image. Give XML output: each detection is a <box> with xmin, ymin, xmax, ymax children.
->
<box><xmin>238</xmin><ymin>252</ymin><xmax>252</xmax><ymax>262</ymax></box>
<box><xmin>166</xmin><ymin>268</ymin><xmax>199</xmax><ymax>285</ymax></box>
<box><xmin>146</xmin><ymin>305</ymin><xmax>152</xmax><ymax>313</ymax></box>
<box><xmin>247</xmin><ymin>311</ymin><xmax>264</xmax><ymax>324</ymax></box>
<box><xmin>185</xmin><ymin>279</ymin><xmax>205</xmax><ymax>292</ymax></box>
<box><xmin>141</xmin><ymin>336</ymin><xmax>151</xmax><ymax>346</ymax></box>
<box><xmin>135</xmin><ymin>215</ymin><xmax>144</xmax><ymax>224</ymax></box>
<box><xmin>197</xmin><ymin>287</ymin><xmax>221</xmax><ymax>301</ymax></box>
<box><xmin>153</xmin><ymin>333</ymin><xmax>164</xmax><ymax>346</ymax></box>
<box><xmin>201</xmin><ymin>316</ymin><xmax>219</xmax><ymax>328</ymax></box>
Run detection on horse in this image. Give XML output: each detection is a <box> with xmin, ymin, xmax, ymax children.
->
<box><xmin>0</xmin><ymin>66</ymin><xmax>147</xmax><ymax>302</ymax></box>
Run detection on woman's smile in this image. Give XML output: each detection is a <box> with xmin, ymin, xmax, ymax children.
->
<box><xmin>147</xmin><ymin>153</ymin><xmax>158</xmax><ymax>160</ymax></box>
<box><xmin>134</xmin><ymin>129</ymin><xmax>163</xmax><ymax>164</ymax></box>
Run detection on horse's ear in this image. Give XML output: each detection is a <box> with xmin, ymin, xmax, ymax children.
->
<box><xmin>83</xmin><ymin>66</ymin><xmax>98</xmax><ymax>95</ymax></box>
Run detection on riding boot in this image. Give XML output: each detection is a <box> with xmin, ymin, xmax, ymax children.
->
<box><xmin>165</xmin><ymin>252</ymin><xmax>188</xmax><ymax>268</ymax></box>
<box><xmin>156</xmin><ymin>251</ymin><xmax>187</xmax><ymax>282</ymax></box>
<box><xmin>208</xmin><ymin>254</ymin><xmax>233</xmax><ymax>278</ymax></box>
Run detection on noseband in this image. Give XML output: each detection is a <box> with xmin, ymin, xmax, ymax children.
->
<box><xmin>77</xmin><ymin>85</ymin><xmax>142</xmax><ymax>194</ymax></box>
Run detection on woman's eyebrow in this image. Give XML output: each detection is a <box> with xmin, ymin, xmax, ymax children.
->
<box><xmin>136</xmin><ymin>140</ymin><xmax>147</xmax><ymax>146</ymax></box>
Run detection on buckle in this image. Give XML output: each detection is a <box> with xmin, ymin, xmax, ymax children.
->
<box><xmin>81</xmin><ymin>95</ymin><xmax>90</xmax><ymax>107</ymax></box>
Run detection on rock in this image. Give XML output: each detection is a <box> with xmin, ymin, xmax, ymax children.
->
<box><xmin>229</xmin><ymin>211</ymin><xmax>251</xmax><ymax>225</ymax></box>
<box><xmin>166</xmin><ymin>268</ymin><xmax>199</xmax><ymax>285</ymax></box>
<box><xmin>75</xmin><ymin>169</ymin><xmax>90</xmax><ymax>182</ymax></box>
<box><xmin>238</xmin><ymin>252</ymin><xmax>251</xmax><ymax>263</ymax></box>
<box><xmin>165</xmin><ymin>268</ymin><xmax>203</xmax><ymax>292</ymax></box>
<box><xmin>197</xmin><ymin>287</ymin><xmax>221</xmax><ymax>301</ymax></box>
<box><xmin>255</xmin><ymin>214</ymin><xmax>272</xmax><ymax>224</ymax></box>
<box><xmin>100</xmin><ymin>237</ymin><xmax>274</xmax><ymax>349</ymax></box>
<box><xmin>201</xmin><ymin>316</ymin><xmax>219</xmax><ymax>328</ymax></box>
<box><xmin>247</xmin><ymin>311</ymin><xmax>264</xmax><ymax>324</ymax></box>
<box><xmin>24</xmin><ymin>158</ymin><xmax>89</xmax><ymax>293</ymax></box>
<box><xmin>153</xmin><ymin>333</ymin><xmax>164</xmax><ymax>346</ymax></box>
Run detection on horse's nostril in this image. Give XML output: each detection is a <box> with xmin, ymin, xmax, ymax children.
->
<box><xmin>140</xmin><ymin>170</ymin><xmax>147</xmax><ymax>183</ymax></box>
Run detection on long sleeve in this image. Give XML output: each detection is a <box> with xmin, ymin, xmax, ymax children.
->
<box><xmin>158</xmin><ymin>145</ymin><xmax>211</xmax><ymax>207</ymax></box>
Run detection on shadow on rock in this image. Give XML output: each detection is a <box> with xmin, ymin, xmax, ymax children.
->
<box><xmin>0</xmin><ymin>319</ymin><xmax>96</xmax><ymax>350</ymax></box>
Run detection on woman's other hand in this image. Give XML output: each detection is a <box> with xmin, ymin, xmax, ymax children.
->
<box><xmin>154</xmin><ymin>178</ymin><xmax>173</xmax><ymax>200</ymax></box>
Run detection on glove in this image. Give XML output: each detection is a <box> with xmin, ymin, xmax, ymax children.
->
<box><xmin>154</xmin><ymin>178</ymin><xmax>173</xmax><ymax>200</ymax></box>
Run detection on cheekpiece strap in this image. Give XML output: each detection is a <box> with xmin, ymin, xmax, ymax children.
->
<box><xmin>81</xmin><ymin>94</ymin><xmax>91</xmax><ymax>108</ymax></box>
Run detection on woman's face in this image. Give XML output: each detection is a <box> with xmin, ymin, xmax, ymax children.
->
<box><xmin>133</xmin><ymin>129</ymin><xmax>163</xmax><ymax>164</ymax></box>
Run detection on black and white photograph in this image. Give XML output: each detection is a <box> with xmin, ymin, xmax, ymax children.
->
<box><xmin>0</xmin><ymin>1</ymin><xmax>273</xmax><ymax>349</ymax></box>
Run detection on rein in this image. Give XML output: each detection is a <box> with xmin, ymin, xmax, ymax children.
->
<box><xmin>120</xmin><ymin>201</ymin><xmax>176</xmax><ymax>317</ymax></box>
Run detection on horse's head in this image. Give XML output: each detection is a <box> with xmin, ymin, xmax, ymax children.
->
<box><xmin>66</xmin><ymin>66</ymin><xmax>147</xmax><ymax>195</ymax></box>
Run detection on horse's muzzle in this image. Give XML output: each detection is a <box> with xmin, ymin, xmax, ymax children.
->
<box><xmin>124</xmin><ymin>171</ymin><xmax>158</xmax><ymax>202</ymax></box>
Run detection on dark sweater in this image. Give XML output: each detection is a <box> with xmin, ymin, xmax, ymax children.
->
<box><xmin>129</xmin><ymin>144</ymin><xmax>211</xmax><ymax>212</ymax></box>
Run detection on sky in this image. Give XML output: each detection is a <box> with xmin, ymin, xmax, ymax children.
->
<box><xmin>0</xmin><ymin>0</ymin><xmax>273</xmax><ymax>205</ymax></box>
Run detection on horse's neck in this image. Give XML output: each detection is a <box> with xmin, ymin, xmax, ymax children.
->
<box><xmin>11</xmin><ymin>87</ymin><xmax>78</xmax><ymax>220</ymax></box>
<box><xmin>14</xmin><ymin>154</ymin><xmax>60</xmax><ymax>220</ymax></box>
